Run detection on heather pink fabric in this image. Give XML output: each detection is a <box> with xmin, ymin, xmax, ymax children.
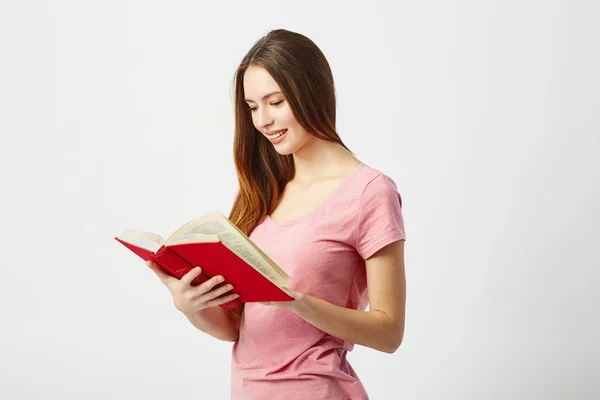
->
<box><xmin>230</xmin><ymin>163</ymin><xmax>406</xmax><ymax>400</ymax></box>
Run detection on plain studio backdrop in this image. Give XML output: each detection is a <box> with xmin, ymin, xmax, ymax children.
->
<box><xmin>1</xmin><ymin>0</ymin><xmax>598</xmax><ymax>399</ymax></box>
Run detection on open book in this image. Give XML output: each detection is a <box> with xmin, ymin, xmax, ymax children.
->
<box><xmin>115</xmin><ymin>212</ymin><xmax>293</xmax><ymax>309</ymax></box>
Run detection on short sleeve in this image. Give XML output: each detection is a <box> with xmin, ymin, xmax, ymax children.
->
<box><xmin>355</xmin><ymin>174</ymin><xmax>406</xmax><ymax>260</ymax></box>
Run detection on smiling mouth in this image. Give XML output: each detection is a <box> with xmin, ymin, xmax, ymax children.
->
<box><xmin>266</xmin><ymin>129</ymin><xmax>287</xmax><ymax>139</ymax></box>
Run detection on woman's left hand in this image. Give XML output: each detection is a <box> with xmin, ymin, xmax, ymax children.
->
<box><xmin>261</xmin><ymin>287</ymin><xmax>306</xmax><ymax>310</ymax></box>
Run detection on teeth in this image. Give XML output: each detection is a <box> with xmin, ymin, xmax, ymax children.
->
<box><xmin>269</xmin><ymin>129</ymin><xmax>287</xmax><ymax>139</ymax></box>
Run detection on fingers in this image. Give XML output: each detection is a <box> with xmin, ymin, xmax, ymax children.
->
<box><xmin>146</xmin><ymin>260</ymin><xmax>173</xmax><ymax>282</ymax></box>
<box><xmin>199</xmin><ymin>282</ymin><xmax>237</xmax><ymax>303</ymax></box>
<box><xmin>203</xmin><ymin>291</ymin><xmax>240</xmax><ymax>309</ymax></box>
<box><xmin>180</xmin><ymin>266</ymin><xmax>204</xmax><ymax>287</ymax></box>
<box><xmin>146</xmin><ymin>262</ymin><xmax>239</xmax><ymax>310</ymax></box>
<box><xmin>194</xmin><ymin>274</ymin><xmax>227</xmax><ymax>295</ymax></box>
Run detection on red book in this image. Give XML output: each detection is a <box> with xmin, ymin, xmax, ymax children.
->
<box><xmin>115</xmin><ymin>212</ymin><xmax>294</xmax><ymax>310</ymax></box>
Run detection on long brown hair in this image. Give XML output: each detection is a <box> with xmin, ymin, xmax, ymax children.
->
<box><xmin>227</xmin><ymin>29</ymin><xmax>350</xmax><ymax>323</ymax></box>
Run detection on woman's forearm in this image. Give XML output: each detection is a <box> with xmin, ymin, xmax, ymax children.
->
<box><xmin>291</xmin><ymin>294</ymin><xmax>404</xmax><ymax>353</ymax></box>
<box><xmin>184</xmin><ymin>306</ymin><xmax>239</xmax><ymax>342</ymax></box>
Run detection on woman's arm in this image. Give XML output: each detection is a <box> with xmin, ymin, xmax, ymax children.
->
<box><xmin>272</xmin><ymin>240</ymin><xmax>406</xmax><ymax>353</ymax></box>
<box><xmin>146</xmin><ymin>261</ymin><xmax>240</xmax><ymax>342</ymax></box>
<box><xmin>184</xmin><ymin>307</ymin><xmax>239</xmax><ymax>342</ymax></box>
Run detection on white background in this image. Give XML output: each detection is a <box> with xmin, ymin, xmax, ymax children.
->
<box><xmin>1</xmin><ymin>1</ymin><xmax>599</xmax><ymax>399</ymax></box>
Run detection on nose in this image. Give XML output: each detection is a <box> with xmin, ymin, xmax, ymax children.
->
<box><xmin>256</xmin><ymin>106</ymin><xmax>274</xmax><ymax>131</ymax></box>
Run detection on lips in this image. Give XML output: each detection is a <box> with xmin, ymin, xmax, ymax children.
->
<box><xmin>265</xmin><ymin>129</ymin><xmax>287</xmax><ymax>137</ymax></box>
<box><xmin>266</xmin><ymin>129</ymin><xmax>288</xmax><ymax>144</ymax></box>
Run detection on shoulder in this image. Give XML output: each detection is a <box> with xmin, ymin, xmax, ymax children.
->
<box><xmin>327</xmin><ymin>162</ymin><xmax>404</xmax><ymax>225</ymax></box>
<box><xmin>352</xmin><ymin>164</ymin><xmax>406</xmax><ymax>258</ymax></box>
<box><xmin>355</xmin><ymin>164</ymin><xmax>403</xmax><ymax>211</ymax></box>
<box><xmin>331</xmin><ymin>163</ymin><xmax>402</xmax><ymax>208</ymax></box>
<box><xmin>354</xmin><ymin>163</ymin><xmax>402</xmax><ymax>204</ymax></box>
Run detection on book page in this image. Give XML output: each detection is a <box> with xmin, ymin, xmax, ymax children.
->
<box><xmin>167</xmin><ymin>232</ymin><xmax>220</xmax><ymax>244</ymax></box>
<box><xmin>223</xmin><ymin>215</ymin><xmax>292</xmax><ymax>282</ymax></box>
<box><xmin>117</xmin><ymin>230</ymin><xmax>165</xmax><ymax>253</ymax></box>
<box><xmin>168</xmin><ymin>212</ymin><xmax>290</xmax><ymax>286</ymax></box>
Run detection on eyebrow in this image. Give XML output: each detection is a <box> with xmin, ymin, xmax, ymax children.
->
<box><xmin>244</xmin><ymin>91</ymin><xmax>282</xmax><ymax>103</ymax></box>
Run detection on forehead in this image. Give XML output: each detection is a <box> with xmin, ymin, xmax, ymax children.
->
<box><xmin>243</xmin><ymin>66</ymin><xmax>281</xmax><ymax>100</ymax></box>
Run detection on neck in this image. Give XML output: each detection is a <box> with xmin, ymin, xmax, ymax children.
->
<box><xmin>291</xmin><ymin>138</ymin><xmax>357</xmax><ymax>182</ymax></box>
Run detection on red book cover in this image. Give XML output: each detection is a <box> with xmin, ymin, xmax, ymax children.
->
<box><xmin>114</xmin><ymin>237</ymin><xmax>294</xmax><ymax>310</ymax></box>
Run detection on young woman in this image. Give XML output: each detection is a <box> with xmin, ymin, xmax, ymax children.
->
<box><xmin>147</xmin><ymin>29</ymin><xmax>407</xmax><ymax>400</ymax></box>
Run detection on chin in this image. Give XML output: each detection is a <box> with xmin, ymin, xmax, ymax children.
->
<box><xmin>272</xmin><ymin>145</ymin><xmax>297</xmax><ymax>156</ymax></box>
<box><xmin>271</xmin><ymin>134</ymin><xmax>312</xmax><ymax>156</ymax></box>
<box><xmin>271</xmin><ymin>137</ymin><xmax>301</xmax><ymax>156</ymax></box>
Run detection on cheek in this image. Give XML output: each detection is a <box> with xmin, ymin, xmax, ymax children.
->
<box><xmin>281</xmin><ymin>109</ymin><xmax>299</xmax><ymax>128</ymax></box>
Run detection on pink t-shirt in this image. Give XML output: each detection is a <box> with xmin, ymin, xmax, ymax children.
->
<box><xmin>230</xmin><ymin>163</ymin><xmax>406</xmax><ymax>400</ymax></box>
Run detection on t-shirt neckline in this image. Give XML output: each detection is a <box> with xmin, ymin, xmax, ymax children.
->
<box><xmin>265</xmin><ymin>162</ymin><xmax>365</xmax><ymax>227</ymax></box>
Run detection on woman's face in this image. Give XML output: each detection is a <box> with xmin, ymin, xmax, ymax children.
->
<box><xmin>243</xmin><ymin>65</ymin><xmax>314</xmax><ymax>156</ymax></box>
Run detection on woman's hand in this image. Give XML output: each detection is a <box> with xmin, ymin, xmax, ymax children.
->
<box><xmin>261</xmin><ymin>287</ymin><xmax>306</xmax><ymax>311</ymax></box>
<box><xmin>146</xmin><ymin>261</ymin><xmax>239</xmax><ymax>315</ymax></box>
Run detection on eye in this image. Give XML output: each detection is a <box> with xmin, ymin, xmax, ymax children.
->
<box><xmin>247</xmin><ymin>100</ymin><xmax>283</xmax><ymax>112</ymax></box>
